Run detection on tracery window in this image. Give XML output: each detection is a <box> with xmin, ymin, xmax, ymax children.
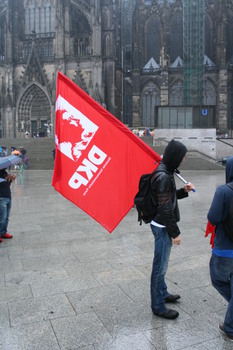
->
<box><xmin>205</xmin><ymin>14</ymin><xmax>214</xmax><ymax>62</ymax></box>
<box><xmin>204</xmin><ymin>80</ymin><xmax>216</xmax><ymax>105</ymax></box>
<box><xmin>141</xmin><ymin>82</ymin><xmax>160</xmax><ymax>127</ymax></box>
<box><xmin>226</xmin><ymin>12</ymin><xmax>233</xmax><ymax>63</ymax></box>
<box><xmin>169</xmin><ymin>12</ymin><xmax>183</xmax><ymax>62</ymax></box>
<box><xmin>227</xmin><ymin>81</ymin><xmax>233</xmax><ymax>132</ymax></box>
<box><xmin>169</xmin><ymin>81</ymin><xmax>183</xmax><ymax>106</ymax></box>
<box><xmin>145</xmin><ymin>14</ymin><xmax>161</xmax><ymax>63</ymax></box>
<box><xmin>25</xmin><ymin>1</ymin><xmax>55</xmax><ymax>35</ymax></box>
<box><xmin>0</xmin><ymin>17</ymin><xmax>5</xmax><ymax>60</ymax></box>
<box><xmin>71</xmin><ymin>7</ymin><xmax>91</xmax><ymax>56</ymax></box>
<box><xmin>23</xmin><ymin>1</ymin><xmax>55</xmax><ymax>61</ymax></box>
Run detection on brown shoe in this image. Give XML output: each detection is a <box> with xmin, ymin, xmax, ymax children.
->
<box><xmin>219</xmin><ymin>323</ymin><xmax>233</xmax><ymax>342</ymax></box>
<box><xmin>164</xmin><ymin>294</ymin><xmax>181</xmax><ymax>303</ymax></box>
<box><xmin>152</xmin><ymin>308</ymin><xmax>179</xmax><ymax>319</ymax></box>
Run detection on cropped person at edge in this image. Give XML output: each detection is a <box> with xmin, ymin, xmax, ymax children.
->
<box><xmin>208</xmin><ymin>156</ymin><xmax>233</xmax><ymax>341</ymax></box>
<box><xmin>0</xmin><ymin>168</ymin><xmax>15</xmax><ymax>243</ymax></box>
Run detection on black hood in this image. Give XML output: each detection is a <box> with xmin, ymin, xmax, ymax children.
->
<box><xmin>162</xmin><ymin>139</ymin><xmax>187</xmax><ymax>172</ymax></box>
<box><xmin>226</xmin><ymin>156</ymin><xmax>233</xmax><ymax>183</ymax></box>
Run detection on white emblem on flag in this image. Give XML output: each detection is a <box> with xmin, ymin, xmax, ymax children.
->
<box><xmin>55</xmin><ymin>95</ymin><xmax>99</xmax><ymax>161</ymax></box>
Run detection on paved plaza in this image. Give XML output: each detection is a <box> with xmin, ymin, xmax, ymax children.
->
<box><xmin>0</xmin><ymin>168</ymin><xmax>233</xmax><ymax>350</ymax></box>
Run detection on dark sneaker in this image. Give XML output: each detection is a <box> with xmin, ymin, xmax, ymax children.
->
<box><xmin>219</xmin><ymin>323</ymin><xmax>233</xmax><ymax>342</ymax></box>
<box><xmin>164</xmin><ymin>294</ymin><xmax>181</xmax><ymax>303</ymax></box>
<box><xmin>152</xmin><ymin>308</ymin><xmax>179</xmax><ymax>319</ymax></box>
<box><xmin>2</xmin><ymin>233</ymin><xmax>13</xmax><ymax>239</ymax></box>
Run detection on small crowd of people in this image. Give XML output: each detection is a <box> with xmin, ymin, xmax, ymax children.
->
<box><xmin>25</xmin><ymin>130</ymin><xmax>47</xmax><ymax>138</ymax></box>
<box><xmin>132</xmin><ymin>128</ymin><xmax>154</xmax><ymax>138</ymax></box>
<box><xmin>0</xmin><ymin>146</ymin><xmax>29</xmax><ymax>170</ymax></box>
<box><xmin>10</xmin><ymin>146</ymin><xmax>29</xmax><ymax>170</ymax></box>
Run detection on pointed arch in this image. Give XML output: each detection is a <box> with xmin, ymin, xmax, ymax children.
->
<box><xmin>141</xmin><ymin>81</ymin><xmax>160</xmax><ymax>127</ymax></box>
<box><xmin>145</xmin><ymin>14</ymin><xmax>161</xmax><ymax>63</ymax></box>
<box><xmin>169</xmin><ymin>11</ymin><xmax>183</xmax><ymax>62</ymax></box>
<box><xmin>70</xmin><ymin>4</ymin><xmax>92</xmax><ymax>56</ymax></box>
<box><xmin>205</xmin><ymin>13</ymin><xmax>214</xmax><ymax>61</ymax></box>
<box><xmin>169</xmin><ymin>80</ymin><xmax>183</xmax><ymax>105</ymax></box>
<box><xmin>16</xmin><ymin>83</ymin><xmax>52</xmax><ymax>138</ymax></box>
<box><xmin>0</xmin><ymin>10</ymin><xmax>5</xmax><ymax>61</ymax></box>
<box><xmin>227</xmin><ymin>9</ymin><xmax>233</xmax><ymax>63</ymax></box>
<box><xmin>103</xmin><ymin>33</ymin><xmax>112</xmax><ymax>57</ymax></box>
<box><xmin>204</xmin><ymin>79</ymin><xmax>216</xmax><ymax>105</ymax></box>
<box><xmin>102</xmin><ymin>6</ymin><xmax>111</xmax><ymax>29</ymax></box>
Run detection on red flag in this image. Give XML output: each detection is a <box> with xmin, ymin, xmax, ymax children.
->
<box><xmin>52</xmin><ymin>72</ymin><xmax>161</xmax><ymax>233</ymax></box>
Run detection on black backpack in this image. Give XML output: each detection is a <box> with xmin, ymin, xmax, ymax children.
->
<box><xmin>134</xmin><ymin>170</ymin><xmax>158</xmax><ymax>225</ymax></box>
<box><xmin>223</xmin><ymin>183</ymin><xmax>233</xmax><ymax>241</ymax></box>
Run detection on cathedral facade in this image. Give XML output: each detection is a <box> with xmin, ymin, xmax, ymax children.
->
<box><xmin>0</xmin><ymin>0</ymin><xmax>233</xmax><ymax>138</ymax></box>
<box><xmin>0</xmin><ymin>0</ymin><xmax>118</xmax><ymax>138</ymax></box>
<box><xmin>121</xmin><ymin>0</ymin><xmax>233</xmax><ymax>136</ymax></box>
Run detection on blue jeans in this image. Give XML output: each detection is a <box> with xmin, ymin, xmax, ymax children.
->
<box><xmin>210</xmin><ymin>253</ymin><xmax>233</xmax><ymax>335</ymax></box>
<box><xmin>0</xmin><ymin>197</ymin><xmax>11</xmax><ymax>237</ymax></box>
<box><xmin>150</xmin><ymin>224</ymin><xmax>172</xmax><ymax>314</ymax></box>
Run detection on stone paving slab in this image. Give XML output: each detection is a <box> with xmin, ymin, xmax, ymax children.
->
<box><xmin>0</xmin><ymin>168</ymin><xmax>232</xmax><ymax>349</ymax></box>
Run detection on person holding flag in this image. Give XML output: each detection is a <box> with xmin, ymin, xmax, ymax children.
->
<box><xmin>150</xmin><ymin>140</ymin><xmax>195</xmax><ymax>320</ymax></box>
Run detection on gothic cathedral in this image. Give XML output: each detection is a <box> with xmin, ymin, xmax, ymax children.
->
<box><xmin>0</xmin><ymin>0</ymin><xmax>233</xmax><ymax>138</ymax></box>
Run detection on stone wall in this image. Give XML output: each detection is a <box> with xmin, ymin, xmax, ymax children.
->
<box><xmin>153</xmin><ymin>129</ymin><xmax>216</xmax><ymax>158</ymax></box>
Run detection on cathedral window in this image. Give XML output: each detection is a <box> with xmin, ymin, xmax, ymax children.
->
<box><xmin>169</xmin><ymin>81</ymin><xmax>183</xmax><ymax>106</ymax></box>
<box><xmin>25</xmin><ymin>1</ymin><xmax>55</xmax><ymax>35</ymax></box>
<box><xmin>205</xmin><ymin>14</ymin><xmax>214</xmax><ymax>62</ymax></box>
<box><xmin>71</xmin><ymin>7</ymin><xmax>91</xmax><ymax>57</ymax></box>
<box><xmin>145</xmin><ymin>14</ymin><xmax>161</xmax><ymax>63</ymax></box>
<box><xmin>23</xmin><ymin>1</ymin><xmax>55</xmax><ymax>61</ymax></box>
<box><xmin>226</xmin><ymin>12</ymin><xmax>233</xmax><ymax>64</ymax></box>
<box><xmin>141</xmin><ymin>82</ymin><xmax>160</xmax><ymax>127</ymax></box>
<box><xmin>169</xmin><ymin>12</ymin><xmax>183</xmax><ymax>62</ymax></box>
<box><xmin>204</xmin><ymin>79</ymin><xmax>216</xmax><ymax>105</ymax></box>
<box><xmin>227</xmin><ymin>81</ymin><xmax>233</xmax><ymax>132</ymax></box>
<box><xmin>41</xmin><ymin>7</ymin><xmax>45</xmax><ymax>33</ymax></box>
<box><xmin>0</xmin><ymin>17</ymin><xmax>5</xmax><ymax>60</ymax></box>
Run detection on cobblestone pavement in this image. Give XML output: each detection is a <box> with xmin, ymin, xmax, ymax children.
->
<box><xmin>0</xmin><ymin>169</ymin><xmax>232</xmax><ymax>350</ymax></box>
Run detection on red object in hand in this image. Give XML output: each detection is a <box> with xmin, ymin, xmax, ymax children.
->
<box><xmin>205</xmin><ymin>221</ymin><xmax>216</xmax><ymax>248</ymax></box>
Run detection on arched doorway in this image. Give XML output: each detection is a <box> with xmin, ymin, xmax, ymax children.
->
<box><xmin>17</xmin><ymin>84</ymin><xmax>51</xmax><ymax>138</ymax></box>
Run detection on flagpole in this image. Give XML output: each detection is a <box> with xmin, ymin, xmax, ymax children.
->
<box><xmin>174</xmin><ymin>172</ymin><xmax>196</xmax><ymax>192</ymax></box>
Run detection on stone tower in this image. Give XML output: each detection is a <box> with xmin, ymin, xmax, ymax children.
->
<box><xmin>0</xmin><ymin>0</ymin><xmax>117</xmax><ymax>138</ymax></box>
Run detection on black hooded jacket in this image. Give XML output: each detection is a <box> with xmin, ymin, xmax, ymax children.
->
<box><xmin>151</xmin><ymin>140</ymin><xmax>188</xmax><ymax>238</ymax></box>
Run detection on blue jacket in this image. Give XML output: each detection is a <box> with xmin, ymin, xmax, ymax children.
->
<box><xmin>207</xmin><ymin>156</ymin><xmax>233</xmax><ymax>252</ymax></box>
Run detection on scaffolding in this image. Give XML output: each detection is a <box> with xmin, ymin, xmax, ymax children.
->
<box><xmin>183</xmin><ymin>0</ymin><xmax>205</xmax><ymax>105</ymax></box>
<box><xmin>121</xmin><ymin>0</ymin><xmax>136</xmax><ymax>125</ymax></box>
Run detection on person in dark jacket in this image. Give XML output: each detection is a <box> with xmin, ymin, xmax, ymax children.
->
<box><xmin>208</xmin><ymin>156</ymin><xmax>233</xmax><ymax>341</ymax></box>
<box><xmin>0</xmin><ymin>168</ymin><xmax>16</xmax><ymax>243</ymax></box>
<box><xmin>150</xmin><ymin>140</ymin><xmax>195</xmax><ymax>320</ymax></box>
